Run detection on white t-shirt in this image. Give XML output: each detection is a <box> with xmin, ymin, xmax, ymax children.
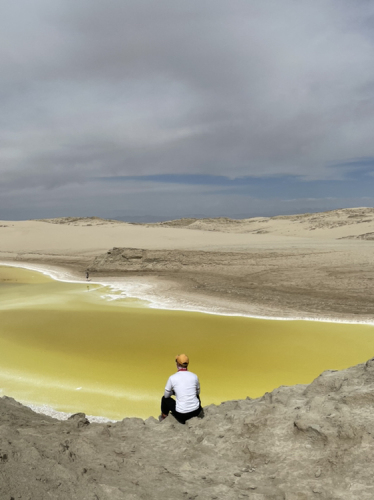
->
<box><xmin>164</xmin><ymin>370</ymin><xmax>200</xmax><ymax>414</ymax></box>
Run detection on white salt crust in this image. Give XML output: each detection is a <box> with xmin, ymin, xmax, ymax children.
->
<box><xmin>1</xmin><ymin>260</ymin><xmax>374</xmax><ymax>325</ymax></box>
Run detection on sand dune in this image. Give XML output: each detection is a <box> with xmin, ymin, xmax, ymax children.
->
<box><xmin>145</xmin><ymin>206</ymin><xmax>374</xmax><ymax>238</ymax></box>
<box><xmin>2</xmin><ymin>207</ymin><xmax>374</xmax><ymax>253</ymax></box>
<box><xmin>38</xmin><ymin>206</ymin><xmax>374</xmax><ymax>239</ymax></box>
<box><xmin>1</xmin><ymin>207</ymin><xmax>374</xmax><ymax>321</ymax></box>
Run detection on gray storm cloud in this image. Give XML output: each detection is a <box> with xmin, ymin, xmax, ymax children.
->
<box><xmin>1</xmin><ymin>0</ymin><xmax>374</xmax><ymax>214</ymax></box>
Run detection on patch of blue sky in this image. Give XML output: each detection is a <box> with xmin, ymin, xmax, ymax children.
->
<box><xmin>99</xmin><ymin>174</ymin><xmax>253</xmax><ymax>186</ymax></box>
<box><xmin>98</xmin><ymin>166</ymin><xmax>374</xmax><ymax>200</ymax></box>
<box><xmin>329</xmin><ymin>157</ymin><xmax>374</xmax><ymax>179</ymax></box>
<box><xmin>203</xmin><ymin>179</ymin><xmax>370</xmax><ymax>200</ymax></box>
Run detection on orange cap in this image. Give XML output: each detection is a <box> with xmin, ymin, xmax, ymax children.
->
<box><xmin>175</xmin><ymin>354</ymin><xmax>189</xmax><ymax>366</ymax></box>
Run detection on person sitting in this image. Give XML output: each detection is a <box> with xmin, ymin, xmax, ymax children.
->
<box><xmin>160</xmin><ymin>354</ymin><xmax>202</xmax><ymax>424</ymax></box>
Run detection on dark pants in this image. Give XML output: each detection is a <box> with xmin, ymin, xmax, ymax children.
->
<box><xmin>161</xmin><ymin>396</ymin><xmax>202</xmax><ymax>424</ymax></box>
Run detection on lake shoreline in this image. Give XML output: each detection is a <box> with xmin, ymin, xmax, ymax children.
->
<box><xmin>1</xmin><ymin>211</ymin><xmax>374</xmax><ymax>325</ymax></box>
<box><xmin>2</xmin><ymin>259</ymin><xmax>374</xmax><ymax>325</ymax></box>
<box><xmin>1</xmin><ymin>260</ymin><xmax>374</xmax><ymax>423</ymax></box>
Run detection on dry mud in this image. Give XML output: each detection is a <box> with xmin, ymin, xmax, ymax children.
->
<box><xmin>89</xmin><ymin>244</ymin><xmax>374</xmax><ymax>321</ymax></box>
<box><xmin>2</xmin><ymin>359</ymin><xmax>374</xmax><ymax>499</ymax></box>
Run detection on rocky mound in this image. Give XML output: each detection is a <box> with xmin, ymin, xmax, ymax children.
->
<box><xmin>90</xmin><ymin>247</ymin><xmax>246</xmax><ymax>273</ymax></box>
<box><xmin>2</xmin><ymin>359</ymin><xmax>374</xmax><ymax>499</ymax></box>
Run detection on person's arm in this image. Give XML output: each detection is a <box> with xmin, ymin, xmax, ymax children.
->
<box><xmin>196</xmin><ymin>377</ymin><xmax>200</xmax><ymax>396</ymax></box>
<box><xmin>164</xmin><ymin>376</ymin><xmax>174</xmax><ymax>398</ymax></box>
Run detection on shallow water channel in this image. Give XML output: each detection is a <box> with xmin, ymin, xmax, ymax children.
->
<box><xmin>1</xmin><ymin>265</ymin><xmax>374</xmax><ymax>420</ymax></box>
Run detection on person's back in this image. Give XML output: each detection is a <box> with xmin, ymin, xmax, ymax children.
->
<box><xmin>165</xmin><ymin>370</ymin><xmax>200</xmax><ymax>413</ymax></box>
<box><xmin>160</xmin><ymin>353</ymin><xmax>202</xmax><ymax>424</ymax></box>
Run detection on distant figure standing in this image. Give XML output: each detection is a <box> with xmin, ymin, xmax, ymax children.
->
<box><xmin>160</xmin><ymin>354</ymin><xmax>202</xmax><ymax>424</ymax></box>
<box><xmin>86</xmin><ymin>270</ymin><xmax>89</xmax><ymax>280</ymax></box>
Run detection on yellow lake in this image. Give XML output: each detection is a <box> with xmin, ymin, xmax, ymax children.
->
<box><xmin>0</xmin><ymin>265</ymin><xmax>374</xmax><ymax>420</ymax></box>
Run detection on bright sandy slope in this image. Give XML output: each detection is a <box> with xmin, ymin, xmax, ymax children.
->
<box><xmin>1</xmin><ymin>207</ymin><xmax>374</xmax><ymax>255</ymax></box>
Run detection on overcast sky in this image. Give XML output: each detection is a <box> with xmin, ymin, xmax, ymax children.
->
<box><xmin>1</xmin><ymin>0</ymin><xmax>374</xmax><ymax>220</ymax></box>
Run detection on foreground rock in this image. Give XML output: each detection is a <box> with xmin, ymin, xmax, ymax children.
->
<box><xmin>2</xmin><ymin>360</ymin><xmax>374</xmax><ymax>499</ymax></box>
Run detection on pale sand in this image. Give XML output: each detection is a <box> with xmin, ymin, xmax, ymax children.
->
<box><xmin>1</xmin><ymin>207</ymin><xmax>374</xmax><ymax>322</ymax></box>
